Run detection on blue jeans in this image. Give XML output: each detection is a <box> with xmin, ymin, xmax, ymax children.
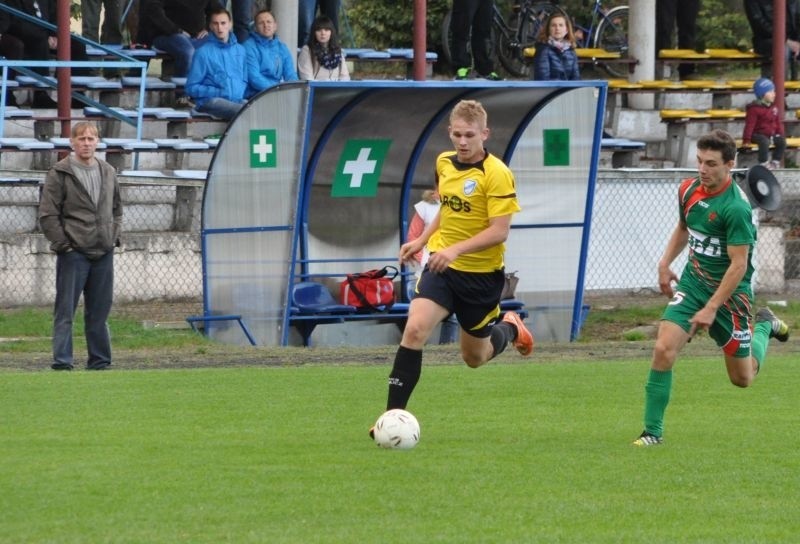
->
<box><xmin>52</xmin><ymin>250</ymin><xmax>115</xmax><ymax>369</ymax></box>
<box><xmin>152</xmin><ymin>33</ymin><xmax>207</xmax><ymax>77</ymax></box>
<box><xmin>196</xmin><ymin>97</ymin><xmax>246</xmax><ymax>121</ymax></box>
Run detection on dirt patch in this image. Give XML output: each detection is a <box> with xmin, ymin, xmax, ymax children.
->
<box><xmin>4</xmin><ymin>294</ymin><xmax>797</xmax><ymax>371</ymax></box>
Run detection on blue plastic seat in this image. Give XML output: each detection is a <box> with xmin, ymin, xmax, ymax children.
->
<box><xmin>292</xmin><ymin>282</ymin><xmax>356</xmax><ymax>315</ymax></box>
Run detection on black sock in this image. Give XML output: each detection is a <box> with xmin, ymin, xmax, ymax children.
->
<box><xmin>489</xmin><ymin>322</ymin><xmax>516</xmax><ymax>359</ymax></box>
<box><xmin>387</xmin><ymin>346</ymin><xmax>422</xmax><ymax>410</ymax></box>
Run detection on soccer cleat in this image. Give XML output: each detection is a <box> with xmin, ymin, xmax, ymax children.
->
<box><xmin>482</xmin><ymin>72</ymin><xmax>502</xmax><ymax>81</ymax></box>
<box><xmin>756</xmin><ymin>307</ymin><xmax>790</xmax><ymax>342</ymax></box>
<box><xmin>502</xmin><ymin>311</ymin><xmax>534</xmax><ymax>356</ymax></box>
<box><xmin>455</xmin><ymin>67</ymin><xmax>470</xmax><ymax>80</ymax></box>
<box><xmin>368</xmin><ymin>426</ymin><xmax>375</xmax><ymax>440</ymax></box>
<box><xmin>632</xmin><ymin>431</ymin><xmax>663</xmax><ymax>447</ymax></box>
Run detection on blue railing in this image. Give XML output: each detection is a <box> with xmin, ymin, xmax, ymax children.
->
<box><xmin>0</xmin><ymin>3</ymin><xmax>148</xmax><ymax>139</ymax></box>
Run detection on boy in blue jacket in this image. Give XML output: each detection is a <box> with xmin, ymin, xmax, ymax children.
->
<box><xmin>186</xmin><ymin>8</ymin><xmax>248</xmax><ymax>121</ymax></box>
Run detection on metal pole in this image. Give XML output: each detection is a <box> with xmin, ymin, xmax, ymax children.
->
<box><xmin>273</xmin><ymin>0</ymin><xmax>299</xmax><ymax>71</ymax></box>
<box><xmin>773</xmin><ymin>0</ymin><xmax>786</xmax><ymax>123</ymax></box>
<box><xmin>412</xmin><ymin>0</ymin><xmax>427</xmax><ymax>81</ymax></box>
<box><xmin>57</xmin><ymin>0</ymin><xmax>72</xmax><ymax>137</ymax></box>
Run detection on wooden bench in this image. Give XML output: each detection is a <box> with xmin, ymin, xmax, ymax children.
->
<box><xmin>345</xmin><ymin>48</ymin><xmax>438</xmax><ymax>78</ymax></box>
<box><xmin>600</xmin><ymin>137</ymin><xmax>647</xmax><ymax>167</ymax></box>
<box><xmin>522</xmin><ymin>47</ymin><xmax>639</xmax><ymax>75</ymax></box>
<box><xmin>657</xmin><ymin>48</ymin><xmax>763</xmax><ymax>79</ymax></box>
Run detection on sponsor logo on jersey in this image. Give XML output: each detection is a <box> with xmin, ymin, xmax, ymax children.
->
<box><xmin>441</xmin><ymin>195</ymin><xmax>471</xmax><ymax>213</ymax></box>
<box><xmin>687</xmin><ymin>227</ymin><xmax>723</xmax><ymax>257</ymax></box>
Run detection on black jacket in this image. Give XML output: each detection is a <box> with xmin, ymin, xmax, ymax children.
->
<box><xmin>0</xmin><ymin>0</ymin><xmax>56</xmax><ymax>41</ymax></box>
<box><xmin>136</xmin><ymin>0</ymin><xmax>224</xmax><ymax>46</ymax></box>
<box><xmin>745</xmin><ymin>0</ymin><xmax>800</xmax><ymax>56</ymax></box>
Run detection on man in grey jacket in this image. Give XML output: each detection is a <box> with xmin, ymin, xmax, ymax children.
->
<box><xmin>39</xmin><ymin>121</ymin><xmax>123</xmax><ymax>371</ymax></box>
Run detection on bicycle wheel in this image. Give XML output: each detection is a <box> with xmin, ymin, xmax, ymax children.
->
<box><xmin>593</xmin><ymin>5</ymin><xmax>629</xmax><ymax>79</ymax></box>
<box><xmin>496</xmin><ymin>2</ymin><xmax>568</xmax><ymax>79</ymax></box>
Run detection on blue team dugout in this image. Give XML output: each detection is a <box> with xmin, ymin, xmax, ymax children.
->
<box><xmin>196</xmin><ymin>80</ymin><xmax>607</xmax><ymax>346</ymax></box>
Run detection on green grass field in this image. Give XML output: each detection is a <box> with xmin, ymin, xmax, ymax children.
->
<box><xmin>2</xmin><ymin>354</ymin><xmax>799</xmax><ymax>543</ymax></box>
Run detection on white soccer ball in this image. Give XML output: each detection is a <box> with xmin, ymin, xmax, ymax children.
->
<box><xmin>373</xmin><ymin>409</ymin><xmax>420</xmax><ymax>450</ymax></box>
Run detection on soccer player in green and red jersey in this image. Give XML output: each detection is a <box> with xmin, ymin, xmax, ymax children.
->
<box><xmin>633</xmin><ymin>129</ymin><xmax>790</xmax><ymax>447</ymax></box>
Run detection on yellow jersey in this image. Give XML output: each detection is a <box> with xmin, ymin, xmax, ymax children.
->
<box><xmin>427</xmin><ymin>150</ymin><xmax>521</xmax><ymax>272</ymax></box>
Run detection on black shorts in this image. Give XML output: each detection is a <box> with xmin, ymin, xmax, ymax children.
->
<box><xmin>415</xmin><ymin>266</ymin><xmax>504</xmax><ymax>338</ymax></box>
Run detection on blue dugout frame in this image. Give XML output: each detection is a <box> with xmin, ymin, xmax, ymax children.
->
<box><xmin>199</xmin><ymin>80</ymin><xmax>607</xmax><ymax>346</ymax></box>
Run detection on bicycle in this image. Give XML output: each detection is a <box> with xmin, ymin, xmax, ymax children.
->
<box><xmin>441</xmin><ymin>1</ymin><xmax>628</xmax><ymax>79</ymax></box>
<box><xmin>441</xmin><ymin>1</ymin><xmax>566</xmax><ymax>78</ymax></box>
<box><xmin>570</xmin><ymin>0</ymin><xmax>629</xmax><ymax>78</ymax></box>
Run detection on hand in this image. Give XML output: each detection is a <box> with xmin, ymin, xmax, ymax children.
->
<box><xmin>399</xmin><ymin>240</ymin><xmax>425</xmax><ymax>265</ymax></box>
<box><xmin>688</xmin><ymin>305</ymin><xmax>717</xmax><ymax>339</ymax></box>
<box><xmin>196</xmin><ymin>30</ymin><xmax>208</xmax><ymax>39</ymax></box>
<box><xmin>48</xmin><ymin>36</ymin><xmax>57</xmax><ymax>50</ymax></box>
<box><xmin>657</xmin><ymin>266</ymin><xmax>679</xmax><ymax>298</ymax></box>
<box><xmin>425</xmin><ymin>247</ymin><xmax>457</xmax><ymax>273</ymax></box>
<box><xmin>788</xmin><ymin>39</ymin><xmax>800</xmax><ymax>58</ymax></box>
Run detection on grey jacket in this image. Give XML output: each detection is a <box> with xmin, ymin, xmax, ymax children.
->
<box><xmin>39</xmin><ymin>156</ymin><xmax>123</xmax><ymax>259</ymax></box>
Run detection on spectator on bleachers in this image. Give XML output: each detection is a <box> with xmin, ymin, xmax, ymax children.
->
<box><xmin>742</xmin><ymin>77</ymin><xmax>786</xmax><ymax>170</ymax></box>
<box><xmin>231</xmin><ymin>0</ymin><xmax>253</xmax><ymax>44</ymax></box>
<box><xmin>450</xmin><ymin>0</ymin><xmax>501</xmax><ymax>80</ymax></box>
<box><xmin>0</xmin><ymin>0</ymin><xmax>90</xmax><ymax>108</ymax></box>
<box><xmin>745</xmin><ymin>0</ymin><xmax>800</xmax><ymax>78</ymax></box>
<box><xmin>298</xmin><ymin>0</ymin><xmax>340</xmax><ymax>48</ymax></box>
<box><xmin>81</xmin><ymin>0</ymin><xmax>124</xmax><ymax>46</ymax></box>
<box><xmin>244</xmin><ymin>9</ymin><xmax>298</xmax><ymax>97</ymax></box>
<box><xmin>185</xmin><ymin>8</ymin><xmax>247</xmax><ymax>121</ymax></box>
<box><xmin>297</xmin><ymin>16</ymin><xmax>349</xmax><ymax>81</ymax></box>
<box><xmin>532</xmin><ymin>12</ymin><xmax>580</xmax><ymax>81</ymax></box>
<box><xmin>136</xmin><ymin>0</ymin><xmax>224</xmax><ymax>80</ymax></box>
<box><xmin>656</xmin><ymin>0</ymin><xmax>699</xmax><ymax>79</ymax></box>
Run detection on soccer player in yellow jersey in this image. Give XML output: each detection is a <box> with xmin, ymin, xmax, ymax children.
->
<box><xmin>377</xmin><ymin>99</ymin><xmax>534</xmax><ymax>414</ymax></box>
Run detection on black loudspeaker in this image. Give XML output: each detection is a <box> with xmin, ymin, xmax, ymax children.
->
<box><xmin>733</xmin><ymin>165</ymin><xmax>783</xmax><ymax>211</ymax></box>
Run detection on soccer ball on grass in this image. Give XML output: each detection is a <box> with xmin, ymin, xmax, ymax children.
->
<box><xmin>372</xmin><ymin>409</ymin><xmax>420</xmax><ymax>450</ymax></box>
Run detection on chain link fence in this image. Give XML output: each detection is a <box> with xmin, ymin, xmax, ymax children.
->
<box><xmin>1</xmin><ymin>170</ymin><xmax>798</xmax><ymax>307</ymax></box>
<box><xmin>0</xmin><ymin>177</ymin><xmax>202</xmax><ymax>307</ymax></box>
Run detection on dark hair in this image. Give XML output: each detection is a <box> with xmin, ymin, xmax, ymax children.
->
<box><xmin>697</xmin><ymin>129</ymin><xmax>737</xmax><ymax>163</ymax></box>
<box><xmin>208</xmin><ymin>7</ymin><xmax>232</xmax><ymax>22</ymax></box>
<box><xmin>308</xmin><ymin>16</ymin><xmax>341</xmax><ymax>53</ymax></box>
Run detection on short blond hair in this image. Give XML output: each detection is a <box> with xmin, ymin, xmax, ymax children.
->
<box><xmin>450</xmin><ymin>100</ymin><xmax>487</xmax><ymax>129</ymax></box>
<box><xmin>71</xmin><ymin>121</ymin><xmax>99</xmax><ymax>138</ymax></box>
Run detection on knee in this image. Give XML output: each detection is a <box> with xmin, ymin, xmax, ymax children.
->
<box><xmin>460</xmin><ymin>346</ymin><xmax>489</xmax><ymax>368</ymax></box>
<box><xmin>401</xmin><ymin>322</ymin><xmax>429</xmax><ymax>349</ymax></box>
<box><xmin>729</xmin><ymin>374</ymin><xmax>753</xmax><ymax>388</ymax></box>
<box><xmin>461</xmin><ymin>352</ymin><xmax>484</xmax><ymax>368</ymax></box>
<box><xmin>652</xmin><ymin>339</ymin><xmax>678</xmax><ymax>369</ymax></box>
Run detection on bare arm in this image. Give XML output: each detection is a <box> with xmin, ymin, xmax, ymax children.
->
<box><xmin>400</xmin><ymin>211</ymin><xmax>440</xmax><ymax>264</ymax></box>
<box><xmin>658</xmin><ymin>222</ymin><xmax>689</xmax><ymax>298</ymax></box>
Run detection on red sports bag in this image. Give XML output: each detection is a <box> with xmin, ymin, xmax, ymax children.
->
<box><xmin>340</xmin><ymin>266</ymin><xmax>397</xmax><ymax>311</ymax></box>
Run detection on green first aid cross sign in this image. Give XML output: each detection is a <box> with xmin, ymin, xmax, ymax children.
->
<box><xmin>543</xmin><ymin>128</ymin><xmax>570</xmax><ymax>167</ymax></box>
<box><xmin>331</xmin><ymin>139</ymin><xmax>392</xmax><ymax>197</ymax></box>
<box><xmin>250</xmin><ymin>129</ymin><xmax>277</xmax><ymax>168</ymax></box>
